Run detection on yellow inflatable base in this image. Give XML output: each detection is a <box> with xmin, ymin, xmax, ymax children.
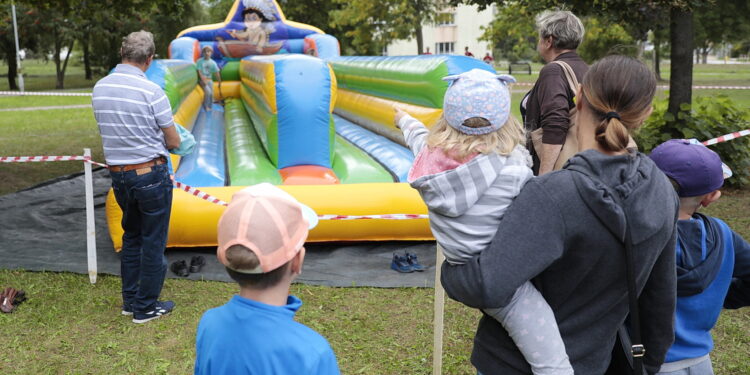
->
<box><xmin>106</xmin><ymin>183</ymin><xmax>433</xmax><ymax>251</ymax></box>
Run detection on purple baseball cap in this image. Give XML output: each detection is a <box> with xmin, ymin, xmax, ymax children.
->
<box><xmin>442</xmin><ymin>69</ymin><xmax>516</xmax><ymax>135</ymax></box>
<box><xmin>649</xmin><ymin>139</ymin><xmax>730</xmax><ymax>197</ymax></box>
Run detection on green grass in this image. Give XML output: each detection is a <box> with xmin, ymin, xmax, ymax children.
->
<box><xmin>0</xmin><ymin>190</ymin><xmax>747</xmax><ymax>374</ymax></box>
<box><xmin>0</xmin><ymin>59</ymin><xmax>102</xmax><ymax>91</ymax></box>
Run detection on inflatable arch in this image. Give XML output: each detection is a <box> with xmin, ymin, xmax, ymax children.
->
<box><xmin>105</xmin><ymin>0</ymin><xmax>498</xmax><ymax>249</ymax></box>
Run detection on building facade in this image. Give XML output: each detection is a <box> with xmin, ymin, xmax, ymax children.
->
<box><xmin>385</xmin><ymin>4</ymin><xmax>496</xmax><ymax>58</ymax></box>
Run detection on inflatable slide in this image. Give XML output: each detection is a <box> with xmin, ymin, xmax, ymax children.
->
<box><xmin>105</xmin><ymin>0</ymin><xmax>497</xmax><ymax>249</ymax></box>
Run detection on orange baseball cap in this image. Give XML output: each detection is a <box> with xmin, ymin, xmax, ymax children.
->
<box><xmin>217</xmin><ymin>183</ymin><xmax>318</xmax><ymax>273</ymax></box>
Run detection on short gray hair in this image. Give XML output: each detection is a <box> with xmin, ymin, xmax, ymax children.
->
<box><xmin>536</xmin><ymin>10</ymin><xmax>585</xmax><ymax>50</ymax></box>
<box><xmin>121</xmin><ymin>31</ymin><xmax>155</xmax><ymax>64</ymax></box>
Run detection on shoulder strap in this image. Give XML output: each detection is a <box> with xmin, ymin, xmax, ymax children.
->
<box><xmin>550</xmin><ymin>60</ymin><xmax>579</xmax><ymax>95</ymax></box>
<box><xmin>570</xmin><ymin>170</ymin><xmax>644</xmax><ymax>375</ymax></box>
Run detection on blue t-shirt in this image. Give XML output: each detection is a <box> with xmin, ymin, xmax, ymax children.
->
<box><xmin>195</xmin><ymin>295</ymin><xmax>340</xmax><ymax>375</ymax></box>
<box><xmin>197</xmin><ymin>58</ymin><xmax>220</xmax><ymax>81</ymax></box>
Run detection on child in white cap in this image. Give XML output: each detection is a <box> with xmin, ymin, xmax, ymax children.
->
<box><xmin>194</xmin><ymin>183</ymin><xmax>339</xmax><ymax>375</ymax></box>
<box><xmin>395</xmin><ymin>69</ymin><xmax>573</xmax><ymax>374</ymax></box>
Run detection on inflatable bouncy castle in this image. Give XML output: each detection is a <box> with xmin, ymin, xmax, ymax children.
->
<box><xmin>105</xmin><ymin>0</ymin><xmax>497</xmax><ymax>249</ymax></box>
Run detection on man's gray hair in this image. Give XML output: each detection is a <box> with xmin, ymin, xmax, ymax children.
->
<box><xmin>121</xmin><ymin>30</ymin><xmax>155</xmax><ymax>64</ymax></box>
<box><xmin>535</xmin><ymin>10</ymin><xmax>585</xmax><ymax>50</ymax></box>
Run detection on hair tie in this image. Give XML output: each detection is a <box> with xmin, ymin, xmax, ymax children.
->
<box><xmin>605</xmin><ymin>111</ymin><xmax>621</xmax><ymax>121</ymax></box>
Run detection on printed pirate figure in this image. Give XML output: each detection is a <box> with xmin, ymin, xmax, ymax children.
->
<box><xmin>216</xmin><ymin>0</ymin><xmax>283</xmax><ymax>58</ymax></box>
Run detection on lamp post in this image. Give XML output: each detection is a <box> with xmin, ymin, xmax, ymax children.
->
<box><xmin>11</xmin><ymin>1</ymin><xmax>24</xmax><ymax>92</ymax></box>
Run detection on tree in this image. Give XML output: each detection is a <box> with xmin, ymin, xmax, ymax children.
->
<box><xmin>480</xmin><ymin>2</ymin><xmax>537</xmax><ymax>63</ymax></box>
<box><xmin>693</xmin><ymin>0</ymin><xmax>750</xmax><ymax>65</ymax></box>
<box><xmin>0</xmin><ymin>2</ymin><xmax>39</xmax><ymax>90</ymax></box>
<box><xmin>451</xmin><ymin>0</ymin><xmax>709</xmax><ymax>128</ymax></box>
<box><xmin>330</xmin><ymin>0</ymin><xmax>443</xmax><ymax>55</ymax></box>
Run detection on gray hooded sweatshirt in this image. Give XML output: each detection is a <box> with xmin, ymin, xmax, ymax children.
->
<box><xmin>399</xmin><ymin>114</ymin><xmax>533</xmax><ymax>264</ymax></box>
<box><xmin>441</xmin><ymin>149</ymin><xmax>679</xmax><ymax>374</ymax></box>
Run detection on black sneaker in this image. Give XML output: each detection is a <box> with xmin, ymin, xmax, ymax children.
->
<box><xmin>406</xmin><ymin>253</ymin><xmax>425</xmax><ymax>272</ymax></box>
<box><xmin>132</xmin><ymin>300</ymin><xmax>175</xmax><ymax>324</ymax></box>
<box><xmin>121</xmin><ymin>303</ymin><xmax>133</xmax><ymax>316</ymax></box>
<box><xmin>170</xmin><ymin>260</ymin><xmax>189</xmax><ymax>277</ymax></box>
<box><xmin>189</xmin><ymin>256</ymin><xmax>206</xmax><ymax>273</ymax></box>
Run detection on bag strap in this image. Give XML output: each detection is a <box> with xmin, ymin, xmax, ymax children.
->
<box><xmin>550</xmin><ymin>60</ymin><xmax>579</xmax><ymax>96</ymax></box>
<box><xmin>570</xmin><ymin>170</ymin><xmax>644</xmax><ymax>375</ymax></box>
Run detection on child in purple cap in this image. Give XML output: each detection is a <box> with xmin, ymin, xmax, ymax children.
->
<box><xmin>394</xmin><ymin>68</ymin><xmax>573</xmax><ymax>374</ymax></box>
<box><xmin>650</xmin><ymin>139</ymin><xmax>750</xmax><ymax>375</ymax></box>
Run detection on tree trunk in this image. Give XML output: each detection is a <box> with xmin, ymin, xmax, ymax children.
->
<box><xmin>6</xmin><ymin>56</ymin><xmax>18</xmax><ymax>91</ymax></box>
<box><xmin>415</xmin><ymin>24</ymin><xmax>424</xmax><ymax>55</ymax></box>
<box><xmin>82</xmin><ymin>34</ymin><xmax>92</xmax><ymax>80</ymax></box>
<box><xmin>667</xmin><ymin>7</ymin><xmax>694</xmax><ymax>130</ymax></box>
<box><xmin>701</xmin><ymin>49</ymin><xmax>708</xmax><ymax>64</ymax></box>
<box><xmin>53</xmin><ymin>29</ymin><xmax>63</xmax><ymax>89</ymax></box>
<box><xmin>653</xmin><ymin>33</ymin><xmax>662</xmax><ymax>81</ymax></box>
<box><xmin>56</xmin><ymin>40</ymin><xmax>74</xmax><ymax>89</ymax></box>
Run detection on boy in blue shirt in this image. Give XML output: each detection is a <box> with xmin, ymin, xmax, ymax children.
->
<box><xmin>650</xmin><ymin>139</ymin><xmax>750</xmax><ymax>375</ymax></box>
<box><xmin>197</xmin><ymin>45</ymin><xmax>221</xmax><ymax>111</ymax></box>
<box><xmin>194</xmin><ymin>183</ymin><xmax>340</xmax><ymax>375</ymax></box>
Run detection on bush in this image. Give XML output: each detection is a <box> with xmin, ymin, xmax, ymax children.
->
<box><xmin>635</xmin><ymin>95</ymin><xmax>750</xmax><ymax>187</ymax></box>
<box><xmin>578</xmin><ymin>17</ymin><xmax>636</xmax><ymax>63</ymax></box>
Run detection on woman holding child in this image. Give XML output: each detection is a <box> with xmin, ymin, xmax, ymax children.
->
<box><xmin>441</xmin><ymin>55</ymin><xmax>680</xmax><ymax>374</ymax></box>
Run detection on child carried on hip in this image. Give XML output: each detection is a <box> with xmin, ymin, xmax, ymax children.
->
<box><xmin>394</xmin><ymin>69</ymin><xmax>573</xmax><ymax>374</ymax></box>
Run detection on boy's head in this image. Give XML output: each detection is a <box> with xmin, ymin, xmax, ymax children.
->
<box><xmin>217</xmin><ymin>183</ymin><xmax>318</xmax><ymax>289</ymax></box>
<box><xmin>202</xmin><ymin>45</ymin><xmax>213</xmax><ymax>58</ymax></box>
<box><xmin>650</xmin><ymin>139</ymin><xmax>731</xmax><ymax>197</ymax></box>
<box><xmin>428</xmin><ymin>69</ymin><xmax>524</xmax><ymax>159</ymax></box>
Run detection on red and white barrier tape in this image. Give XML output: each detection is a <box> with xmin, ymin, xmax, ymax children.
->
<box><xmin>2</xmin><ymin>155</ymin><xmax>428</xmax><ymax>220</ymax></box>
<box><xmin>511</xmin><ymin>83</ymin><xmax>750</xmax><ymax>90</ymax></box>
<box><xmin>702</xmin><ymin>129</ymin><xmax>750</xmax><ymax>146</ymax></box>
<box><xmin>0</xmin><ymin>91</ymin><xmax>92</xmax><ymax>96</ymax></box>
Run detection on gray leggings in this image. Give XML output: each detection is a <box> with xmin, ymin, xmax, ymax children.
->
<box><xmin>200</xmin><ymin>80</ymin><xmax>213</xmax><ymax>110</ymax></box>
<box><xmin>483</xmin><ymin>281</ymin><xmax>574</xmax><ymax>375</ymax></box>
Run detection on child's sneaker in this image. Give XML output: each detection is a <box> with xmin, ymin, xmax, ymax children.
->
<box><xmin>406</xmin><ymin>253</ymin><xmax>425</xmax><ymax>272</ymax></box>
<box><xmin>132</xmin><ymin>300</ymin><xmax>175</xmax><ymax>324</ymax></box>
<box><xmin>391</xmin><ymin>253</ymin><xmax>413</xmax><ymax>273</ymax></box>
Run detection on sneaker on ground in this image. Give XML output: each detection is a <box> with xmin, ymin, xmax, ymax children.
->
<box><xmin>391</xmin><ymin>253</ymin><xmax>413</xmax><ymax>273</ymax></box>
<box><xmin>132</xmin><ymin>300</ymin><xmax>175</xmax><ymax>324</ymax></box>
<box><xmin>121</xmin><ymin>304</ymin><xmax>133</xmax><ymax>316</ymax></box>
<box><xmin>406</xmin><ymin>253</ymin><xmax>425</xmax><ymax>272</ymax></box>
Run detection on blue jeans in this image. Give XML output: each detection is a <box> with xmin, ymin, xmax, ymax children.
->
<box><xmin>110</xmin><ymin>163</ymin><xmax>173</xmax><ymax>313</ymax></box>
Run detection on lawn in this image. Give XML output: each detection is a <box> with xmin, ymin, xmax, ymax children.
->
<box><xmin>0</xmin><ymin>58</ymin><xmax>749</xmax><ymax>374</ymax></box>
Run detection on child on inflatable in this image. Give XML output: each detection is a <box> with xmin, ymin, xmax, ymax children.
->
<box><xmin>394</xmin><ymin>68</ymin><xmax>573</xmax><ymax>374</ymax></box>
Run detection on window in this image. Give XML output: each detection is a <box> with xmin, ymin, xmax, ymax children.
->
<box><xmin>435</xmin><ymin>12</ymin><xmax>455</xmax><ymax>26</ymax></box>
<box><xmin>435</xmin><ymin>42</ymin><xmax>455</xmax><ymax>54</ymax></box>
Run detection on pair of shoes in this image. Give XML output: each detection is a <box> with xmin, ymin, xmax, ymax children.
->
<box><xmin>0</xmin><ymin>287</ymin><xmax>23</xmax><ymax>313</ymax></box>
<box><xmin>132</xmin><ymin>300</ymin><xmax>175</xmax><ymax>324</ymax></box>
<box><xmin>170</xmin><ymin>256</ymin><xmax>206</xmax><ymax>277</ymax></box>
<box><xmin>390</xmin><ymin>252</ymin><xmax>426</xmax><ymax>273</ymax></box>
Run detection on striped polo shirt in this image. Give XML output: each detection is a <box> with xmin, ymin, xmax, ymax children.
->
<box><xmin>92</xmin><ymin>63</ymin><xmax>174</xmax><ymax>165</ymax></box>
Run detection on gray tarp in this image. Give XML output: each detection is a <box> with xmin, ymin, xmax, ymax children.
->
<box><xmin>0</xmin><ymin>168</ymin><xmax>436</xmax><ymax>287</ymax></box>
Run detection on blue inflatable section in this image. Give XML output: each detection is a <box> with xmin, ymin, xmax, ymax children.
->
<box><xmin>307</xmin><ymin>34</ymin><xmax>340</xmax><ymax>60</ymax></box>
<box><xmin>266</xmin><ymin>54</ymin><xmax>334</xmax><ymax>169</ymax></box>
<box><xmin>333</xmin><ymin>115</ymin><xmax>414</xmax><ymax>182</ymax></box>
<box><xmin>444</xmin><ymin>55</ymin><xmax>497</xmax><ymax>75</ymax></box>
<box><xmin>170</xmin><ymin>37</ymin><xmax>198</xmax><ymax>61</ymax></box>
<box><xmin>174</xmin><ymin>105</ymin><xmax>226</xmax><ymax>187</ymax></box>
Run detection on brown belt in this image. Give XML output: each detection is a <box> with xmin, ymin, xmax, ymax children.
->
<box><xmin>109</xmin><ymin>157</ymin><xmax>167</xmax><ymax>172</ymax></box>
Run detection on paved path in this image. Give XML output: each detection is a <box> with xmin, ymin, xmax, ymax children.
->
<box><xmin>0</xmin><ymin>104</ymin><xmax>91</xmax><ymax>112</ymax></box>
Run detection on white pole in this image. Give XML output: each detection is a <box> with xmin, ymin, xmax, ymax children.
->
<box><xmin>433</xmin><ymin>244</ymin><xmax>446</xmax><ymax>375</ymax></box>
<box><xmin>11</xmin><ymin>2</ymin><xmax>24</xmax><ymax>92</ymax></box>
<box><xmin>84</xmin><ymin>148</ymin><xmax>97</xmax><ymax>284</ymax></box>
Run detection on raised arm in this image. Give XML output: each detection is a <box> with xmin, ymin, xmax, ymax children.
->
<box><xmin>440</xmin><ymin>179</ymin><xmax>566</xmax><ymax>308</ymax></box>
<box><xmin>394</xmin><ymin>108</ymin><xmax>429</xmax><ymax>155</ymax></box>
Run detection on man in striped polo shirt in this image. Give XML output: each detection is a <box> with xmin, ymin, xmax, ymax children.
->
<box><xmin>92</xmin><ymin>30</ymin><xmax>180</xmax><ymax>324</ymax></box>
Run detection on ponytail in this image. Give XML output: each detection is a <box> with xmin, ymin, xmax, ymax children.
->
<box><xmin>581</xmin><ymin>55</ymin><xmax>656</xmax><ymax>152</ymax></box>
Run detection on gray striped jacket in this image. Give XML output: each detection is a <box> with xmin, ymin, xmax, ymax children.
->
<box><xmin>399</xmin><ymin>114</ymin><xmax>533</xmax><ymax>264</ymax></box>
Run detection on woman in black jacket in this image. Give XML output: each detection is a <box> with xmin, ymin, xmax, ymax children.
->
<box><xmin>441</xmin><ymin>55</ymin><xmax>679</xmax><ymax>375</ymax></box>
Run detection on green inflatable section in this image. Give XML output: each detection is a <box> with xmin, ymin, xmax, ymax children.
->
<box><xmin>329</xmin><ymin>56</ymin><xmax>449</xmax><ymax>109</ymax></box>
<box><xmin>224</xmin><ymin>98</ymin><xmax>282</xmax><ymax>186</ymax></box>
<box><xmin>332</xmin><ymin>136</ymin><xmax>394</xmax><ymax>184</ymax></box>
<box><xmin>163</xmin><ymin>62</ymin><xmax>198</xmax><ymax>112</ymax></box>
<box><xmin>220</xmin><ymin>61</ymin><xmax>240</xmax><ymax>81</ymax></box>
